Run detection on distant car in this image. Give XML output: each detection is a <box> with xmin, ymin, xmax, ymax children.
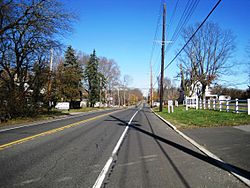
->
<box><xmin>55</xmin><ymin>102</ymin><xmax>70</xmax><ymax>110</ymax></box>
<box><xmin>94</xmin><ymin>102</ymin><xmax>101</xmax><ymax>108</ymax></box>
<box><xmin>153</xmin><ymin>102</ymin><xmax>160</xmax><ymax>107</ymax></box>
<box><xmin>219</xmin><ymin>95</ymin><xmax>231</xmax><ymax>101</ymax></box>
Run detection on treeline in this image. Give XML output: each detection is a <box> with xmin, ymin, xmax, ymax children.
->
<box><xmin>212</xmin><ymin>85</ymin><xmax>250</xmax><ymax>100</ymax></box>
<box><xmin>0</xmin><ymin>0</ymin><xmax>73</xmax><ymax>117</ymax></box>
<box><xmin>52</xmin><ymin>47</ymin><xmax>143</xmax><ymax>108</ymax></box>
<box><xmin>150</xmin><ymin>77</ymin><xmax>250</xmax><ymax>103</ymax></box>
<box><xmin>0</xmin><ymin>0</ymin><xmax>143</xmax><ymax>118</ymax></box>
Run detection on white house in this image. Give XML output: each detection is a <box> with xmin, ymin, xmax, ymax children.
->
<box><xmin>189</xmin><ymin>81</ymin><xmax>217</xmax><ymax>99</ymax></box>
<box><xmin>188</xmin><ymin>81</ymin><xmax>233</xmax><ymax>102</ymax></box>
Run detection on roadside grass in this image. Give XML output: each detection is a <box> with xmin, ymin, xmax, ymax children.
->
<box><xmin>0</xmin><ymin>107</ymin><xmax>107</xmax><ymax>127</ymax></box>
<box><xmin>155</xmin><ymin>106</ymin><xmax>250</xmax><ymax>129</ymax></box>
<box><xmin>0</xmin><ymin>109</ymin><xmax>68</xmax><ymax>127</ymax></box>
<box><xmin>65</xmin><ymin>107</ymin><xmax>109</xmax><ymax>113</ymax></box>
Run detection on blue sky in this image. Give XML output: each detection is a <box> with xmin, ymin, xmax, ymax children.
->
<box><xmin>62</xmin><ymin>0</ymin><xmax>250</xmax><ymax>95</ymax></box>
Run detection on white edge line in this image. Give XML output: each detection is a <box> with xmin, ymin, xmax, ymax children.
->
<box><xmin>92</xmin><ymin>109</ymin><xmax>140</xmax><ymax>188</ymax></box>
<box><xmin>151</xmin><ymin>109</ymin><xmax>250</xmax><ymax>187</ymax></box>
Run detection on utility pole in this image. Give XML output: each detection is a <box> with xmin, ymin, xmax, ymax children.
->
<box><xmin>99</xmin><ymin>77</ymin><xmax>102</xmax><ymax>107</ymax></box>
<box><xmin>47</xmin><ymin>48</ymin><xmax>53</xmax><ymax>110</ymax></box>
<box><xmin>150</xmin><ymin>63</ymin><xmax>153</xmax><ymax>108</ymax></box>
<box><xmin>123</xmin><ymin>86</ymin><xmax>126</xmax><ymax>106</ymax></box>
<box><xmin>117</xmin><ymin>87</ymin><xmax>120</xmax><ymax>107</ymax></box>
<box><xmin>159</xmin><ymin>3</ymin><xmax>166</xmax><ymax>112</ymax></box>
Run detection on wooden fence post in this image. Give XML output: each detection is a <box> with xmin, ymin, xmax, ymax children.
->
<box><xmin>196</xmin><ymin>96</ymin><xmax>198</xmax><ymax>110</ymax></box>
<box><xmin>219</xmin><ymin>100</ymin><xmax>222</xmax><ymax>111</ymax></box>
<box><xmin>168</xmin><ymin>100</ymin><xmax>173</xmax><ymax>113</ymax></box>
<box><xmin>175</xmin><ymin>100</ymin><xmax>178</xmax><ymax>107</ymax></box>
<box><xmin>226</xmin><ymin>99</ymin><xmax>229</xmax><ymax>112</ymax></box>
<box><xmin>213</xmin><ymin>99</ymin><xmax>216</xmax><ymax>110</ymax></box>
<box><xmin>235</xmin><ymin>98</ymin><xmax>239</xmax><ymax>113</ymax></box>
<box><xmin>208</xmin><ymin>99</ymin><xmax>210</xmax><ymax>109</ymax></box>
<box><xmin>247</xmin><ymin>99</ymin><xmax>250</xmax><ymax>115</ymax></box>
<box><xmin>186</xmin><ymin>97</ymin><xmax>188</xmax><ymax>110</ymax></box>
<box><xmin>203</xmin><ymin>98</ymin><xmax>206</xmax><ymax>109</ymax></box>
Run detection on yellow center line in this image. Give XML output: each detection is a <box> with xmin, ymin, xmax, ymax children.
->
<box><xmin>0</xmin><ymin>110</ymin><xmax>120</xmax><ymax>151</ymax></box>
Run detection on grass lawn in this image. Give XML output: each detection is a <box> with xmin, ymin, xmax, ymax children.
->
<box><xmin>155</xmin><ymin>106</ymin><xmax>250</xmax><ymax>129</ymax></box>
<box><xmin>0</xmin><ymin>109</ymin><xmax>68</xmax><ymax>127</ymax></box>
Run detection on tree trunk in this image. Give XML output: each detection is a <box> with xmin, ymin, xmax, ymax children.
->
<box><xmin>201</xmin><ymin>84</ymin><xmax>207</xmax><ymax>100</ymax></box>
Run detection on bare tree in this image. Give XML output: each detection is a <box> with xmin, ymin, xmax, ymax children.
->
<box><xmin>179</xmin><ymin>22</ymin><xmax>235</xmax><ymax>98</ymax></box>
<box><xmin>163</xmin><ymin>77</ymin><xmax>179</xmax><ymax>101</ymax></box>
<box><xmin>122</xmin><ymin>75</ymin><xmax>132</xmax><ymax>105</ymax></box>
<box><xmin>0</xmin><ymin>0</ymin><xmax>75</xmax><ymax>117</ymax></box>
<box><xmin>128</xmin><ymin>88</ymin><xmax>143</xmax><ymax>105</ymax></box>
<box><xmin>123</xmin><ymin>75</ymin><xmax>132</xmax><ymax>87</ymax></box>
<box><xmin>98</xmin><ymin>57</ymin><xmax>120</xmax><ymax>105</ymax></box>
<box><xmin>98</xmin><ymin>57</ymin><xmax>120</xmax><ymax>89</ymax></box>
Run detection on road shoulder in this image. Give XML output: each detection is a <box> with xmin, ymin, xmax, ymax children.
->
<box><xmin>182</xmin><ymin>125</ymin><xmax>250</xmax><ymax>173</ymax></box>
<box><xmin>152</xmin><ymin>109</ymin><xmax>250</xmax><ymax>187</ymax></box>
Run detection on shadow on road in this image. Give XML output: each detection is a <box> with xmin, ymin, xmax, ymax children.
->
<box><xmin>108</xmin><ymin>111</ymin><xmax>250</xmax><ymax>183</ymax></box>
<box><xmin>142</xmin><ymin>109</ymin><xmax>191</xmax><ymax>188</ymax></box>
<box><xmin>108</xmin><ymin>113</ymin><xmax>191</xmax><ymax>187</ymax></box>
<box><xmin>143</xmin><ymin>108</ymin><xmax>250</xmax><ymax>181</ymax></box>
<box><xmin>106</xmin><ymin>115</ymin><xmax>138</xmax><ymax>126</ymax></box>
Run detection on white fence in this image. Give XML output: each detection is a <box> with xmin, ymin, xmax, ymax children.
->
<box><xmin>185</xmin><ymin>97</ymin><xmax>250</xmax><ymax>115</ymax></box>
<box><xmin>185</xmin><ymin>96</ymin><xmax>198</xmax><ymax>110</ymax></box>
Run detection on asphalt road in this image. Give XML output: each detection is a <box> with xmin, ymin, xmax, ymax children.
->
<box><xmin>0</xmin><ymin>105</ymin><xmax>247</xmax><ymax>187</ymax></box>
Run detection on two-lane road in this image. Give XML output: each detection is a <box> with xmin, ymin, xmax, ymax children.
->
<box><xmin>0</xmin><ymin>105</ymin><xmax>247</xmax><ymax>187</ymax></box>
<box><xmin>0</xmin><ymin>108</ymin><xmax>137</xmax><ymax>187</ymax></box>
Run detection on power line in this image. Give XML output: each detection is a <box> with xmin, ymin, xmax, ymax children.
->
<box><xmin>164</xmin><ymin>0</ymin><xmax>222</xmax><ymax>71</ymax></box>
<box><xmin>152</xmin><ymin>0</ymin><xmax>180</xmax><ymax>72</ymax></box>
<box><xmin>152</xmin><ymin>50</ymin><xmax>161</xmax><ymax>74</ymax></box>
<box><xmin>171</xmin><ymin>0</ymin><xmax>196</xmax><ymax>38</ymax></box>
<box><xmin>152</xmin><ymin>42</ymin><xmax>162</xmax><ymax>68</ymax></box>
<box><xmin>149</xmin><ymin>0</ymin><xmax>164</xmax><ymax>67</ymax></box>
<box><xmin>149</xmin><ymin>0</ymin><xmax>164</xmax><ymax>102</ymax></box>
<box><xmin>153</xmin><ymin>0</ymin><xmax>200</xmax><ymax>87</ymax></box>
<box><xmin>153</xmin><ymin>0</ymin><xmax>222</xmax><ymax>88</ymax></box>
<box><xmin>168</xmin><ymin>0</ymin><xmax>180</xmax><ymax>27</ymax></box>
<box><xmin>159</xmin><ymin>3</ymin><xmax>166</xmax><ymax>112</ymax></box>
<box><xmin>153</xmin><ymin>77</ymin><xmax>159</xmax><ymax>88</ymax></box>
<box><xmin>165</xmin><ymin>0</ymin><xmax>200</xmax><ymax>54</ymax></box>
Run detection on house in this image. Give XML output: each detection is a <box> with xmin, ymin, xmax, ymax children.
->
<box><xmin>189</xmin><ymin>81</ymin><xmax>217</xmax><ymax>99</ymax></box>
<box><xmin>187</xmin><ymin>81</ymin><xmax>232</xmax><ymax>101</ymax></box>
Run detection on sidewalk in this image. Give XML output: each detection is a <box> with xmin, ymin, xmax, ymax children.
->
<box><xmin>182</xmin><ymin>125</ymin><xmax>250</xmax><ymax>175</ymax></box>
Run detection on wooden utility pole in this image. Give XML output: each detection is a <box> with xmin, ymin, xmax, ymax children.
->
<box><xmin>159</xmin><ymin>3</ymin><xmax>166</xmax><ymax>112</ymax></box>
<box><xmin>150</xmin><ymin>63</ymin><xmax>153</xmax><ymax>108</ymax></box>
<box><xmin>47</xmin><ymin>48</ymin><xmax>53</xmax><ymax>110</ymax></box>
<box><xmin>99</xmin><ymin>77</ymin><xmax>102</xmax><ymax>107</ymax></box>
<box><xmin>117</xmin><ymin>87</ymin><xmax>120</xmax><ymax>107</ymax></box>
<box><xmin>123</xmin><ymin>87</ymin><xmax>126</xmax><ymax>106</ymax></box>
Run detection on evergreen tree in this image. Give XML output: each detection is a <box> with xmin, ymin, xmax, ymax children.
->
<box><xmin>58</xmin><ymin>46</ymin><xmax>83</xmax><ymax>104</ymax></box>
<box><xmin>84</xmin><ymin>50</ymin><xmax>105</xmax><ymax>107</ymax></box>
